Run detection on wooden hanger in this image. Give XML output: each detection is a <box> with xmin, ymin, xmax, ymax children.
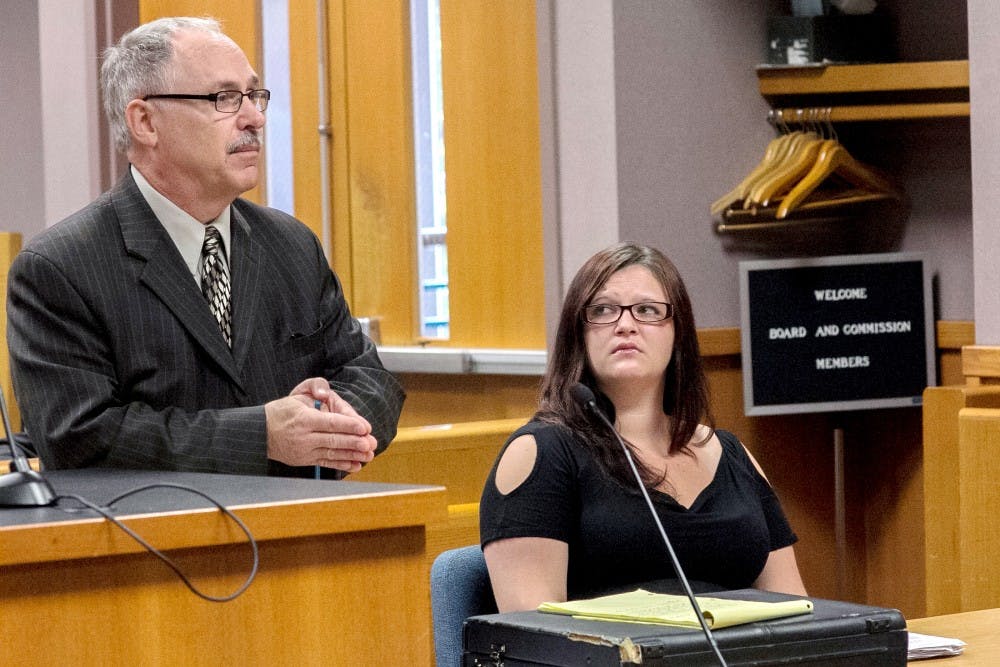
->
<box><xmin>710</xmin><ymin>110</ymin><xmax>805</xmax><ymax>215</ymax></box>
<box><xmin>722</xmin><ymin>189</ymin><xmax>897</xmax><ymax>224</ymax></box>
<box><xmin>744</xmin><ymin>131</ymin><xmax>826</xmax><ymax>208</ymax></box>
<box><xmin>775</xmin><ymin>140</ymin><xmax>899</xmax><ymax>218</ymax></box>
<box><xmin>712</xmin><ymin>107</ymin><xmax>902</xmax><ymax>224</ymax></box>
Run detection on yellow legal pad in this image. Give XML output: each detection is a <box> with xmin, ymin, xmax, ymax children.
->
<box><xmin>538</xmin><ymin>589</ymin><xmax>814</xmax><ymax>629</ymax></box>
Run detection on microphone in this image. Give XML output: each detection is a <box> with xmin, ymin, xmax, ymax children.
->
<box><xmin>0</xmin><ymin>384</ymin><xmax>56</xmax><ymax>506</ymax></box>
<box><xmin>570</xmin><ymin>383</ymin><xmax>727</xmax><ymax>666</ymax></box>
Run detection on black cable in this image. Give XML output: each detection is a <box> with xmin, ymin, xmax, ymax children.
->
<box><xmin>1</xmin><ymin>435</ymin><xmax>39</xmax><ymax>458</ymax></box>
<box><xmin>56</xmin><ymin>482</ymin><xmax>259</xmax><ymax>603</ymax></box>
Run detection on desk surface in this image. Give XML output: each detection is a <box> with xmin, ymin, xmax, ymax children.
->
<box><xmin>0</xmin><ymin>468</ymin><xmax>446</xmax><ymax>566</ymax></box>
<box><xmin>0</xmin><ymin>468</ymin><xmax>437</xmax><ymax>520</ymax></box>
<box><xmin>0</xmin><ymin>468</ymin><xmax>447</xmax><ymax>666</ymax></box>
<box><xmin>909</xmin><ymin>607</ymin><xmax>1000</xmax><ymax>665</ymax></box>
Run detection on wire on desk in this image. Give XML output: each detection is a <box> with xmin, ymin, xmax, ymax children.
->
<box><xmin>56</xmin><ymin>482</ymin><xmax>259</xmax><ymax>602</ymax></box>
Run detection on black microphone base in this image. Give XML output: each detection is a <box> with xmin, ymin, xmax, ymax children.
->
<box><xmin>0</xmin><ymin>469</ymin><xmax>57</xmax><ymax>506</ymax></box>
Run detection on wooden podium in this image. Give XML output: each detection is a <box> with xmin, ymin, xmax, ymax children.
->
<box><xmin>0</xmin><ymin>469</ymin><xmax>446</xmax><ymax>666</ymax></box>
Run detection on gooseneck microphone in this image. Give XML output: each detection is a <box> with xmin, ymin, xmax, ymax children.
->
<box><xmin>570</xmin><ymin>383</ymin><xmax>727</xmax><ymax>667</ymax></box>
<box><xmin>0</xmin><ymin>386</ymin><xmax>56</xmax><ymax>506</ymax></box>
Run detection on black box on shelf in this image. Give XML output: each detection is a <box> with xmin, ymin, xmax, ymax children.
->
<box><xmin>767</xmin><ymin>14</ymin><xmax>893</xmax><ymax>65</ymax></box>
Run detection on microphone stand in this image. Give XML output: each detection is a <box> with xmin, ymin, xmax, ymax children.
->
<box><xmin>0</xmin><ymin>386</ymin><xmax>55</xmax><ymax>506</ymax></box>
<box><xmin>571</xmin><ymin>383</ymin><xmax>727</xmax><ymax>667</ymax></box>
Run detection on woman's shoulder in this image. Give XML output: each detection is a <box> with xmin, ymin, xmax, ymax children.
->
<box><xmin>510</xmin><ymin>419</ymin><xmax>579</xmax><ymax>449</ymax></box>
<box><xmin>710</xmin><ymin>428</ymin><xmax>751</xmax><ymax>464</ymax></box>
<box><xmin>712</xmin><ymin>428</ymin><xmax>772</xmax><ymax>480</ymax></box>
<box><xmin>712</xmin><ymin>428</ymin><xmax>740</xmax><ymax>449</ymax></box>
<box><xmin>489</xmin><ymin>419</ymin><xmax>586</xmax><ymax>496</ymax></box>
<box><xmin>505</xmin><ymin>420</ymin><xmax>601</xmax><ymax>469</ymax></box>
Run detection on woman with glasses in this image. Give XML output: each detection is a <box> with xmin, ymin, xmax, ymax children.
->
<box><xmin>480</xmin><ymin>242</ymin><xmax>807</xmax><ymax>612</ymax></box>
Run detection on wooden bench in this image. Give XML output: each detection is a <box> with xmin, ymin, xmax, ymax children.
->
<box><xmin>350</xmin><ymin>417</ymin><xmax>526</xmax><ymax>562</ymax></box>
<box><xmin>349</xmin><ymin>417</ymin><xmax>524</xmax><ymax>659</ymax></box>
<box><xmin>920</xmin><ymin>345</ymin><xmax>1000</xmax><ymax>616</ymax></box>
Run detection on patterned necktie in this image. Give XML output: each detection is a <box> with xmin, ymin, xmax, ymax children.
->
<box><xmin>200</xmin><ymin>226</ymin><xmax>232</xmax><ymax>347</ymax></box>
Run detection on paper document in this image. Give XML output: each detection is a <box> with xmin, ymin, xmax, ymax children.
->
<box><xmin>538</xmin><ymin>589</ymin><xmax>814</xmax><ymax>629</ymax></box>
<box><xmin>907</xmin><ymin>632</ymin><xmax>966</xmax><ymax>660</ymax></box>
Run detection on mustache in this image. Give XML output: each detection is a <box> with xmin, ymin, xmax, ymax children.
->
<box><xmin>226</xmin><ymin>131</ymin><xmax>262</xmax><ymax>153</ymax></box>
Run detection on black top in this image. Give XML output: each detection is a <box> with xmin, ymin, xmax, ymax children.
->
<box><xmin>480</xmin><ymin>422</ymin><xmax>797</xmax><ymax>598</ymax></box>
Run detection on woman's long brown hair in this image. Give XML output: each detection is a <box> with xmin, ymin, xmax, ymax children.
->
<box><xmin>534</xmin><ymin>242</ymin><xmax>714</xmax><ymax>488</ymax></box>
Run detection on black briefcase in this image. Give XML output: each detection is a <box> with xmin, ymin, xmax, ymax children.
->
<box><xmin>462</xmin><ymin>589</ymin><xmax>907</xmax><ymax>666</ymax></box>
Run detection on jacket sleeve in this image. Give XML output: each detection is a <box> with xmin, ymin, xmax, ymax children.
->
<box><xmin>316</xmin><ymin>253</ymin><xmax>405</xmax><ymax>455</ymax></box>
<box><xmin>6</xmin><ymin>246</ymin><xmax>270</xmax><ymax>473</ymax></box>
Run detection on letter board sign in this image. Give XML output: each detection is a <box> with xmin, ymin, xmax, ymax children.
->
<box><xmin>739</xmin><ymin>252</ymin><xmax>935</xmax><ymax>416</ymax></box>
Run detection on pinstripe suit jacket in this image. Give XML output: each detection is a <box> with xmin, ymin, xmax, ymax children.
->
<box><xmin>6</xmin><ymin>172</ymin><xmax>404</xmax><ymax>477</ymax></box>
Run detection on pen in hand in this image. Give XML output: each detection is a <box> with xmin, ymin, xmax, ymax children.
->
<box><xmin>314</xmin><ymin>399</ymin><xmax>323</xmax><ymax>478</ymax></box>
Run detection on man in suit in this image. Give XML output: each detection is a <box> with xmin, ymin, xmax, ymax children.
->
<box><xmin>6</xmin><ymin>16</ymin><xmax>404</xmax><ymax>478</ymax></box>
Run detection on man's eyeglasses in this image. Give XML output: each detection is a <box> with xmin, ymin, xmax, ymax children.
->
<box><xmin>142</xmin><ymin>89</ymin><xmax>271</xmax><ymax>113</ymax></box>
<box><xmin>583</xmin><ymin>302</ymin><xmax>674</xmax><ymax>324</ymax></box>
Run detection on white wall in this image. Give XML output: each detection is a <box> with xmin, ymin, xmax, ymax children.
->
<box><xmin>546</xmin><ymin>0</ymin><xmax>972</xmax><ymax>327</ymax></box>
<box><xmin>612</xmin><ymin>1</ymin><xmax>773</xmax><ymax>328</ymax></box>
<box><xmin>550</xmin><ymin>0</ymin><xmax>621</xmax><ymax>281</ymax></box>
<box><xmin>968</xmin><ymin>1</ymin><xmax>1000</xmax><ymax>344</ymax></box>
<box><xmin>538</xmin><ymin>0</ymin><xmax>622</xmax><ymax>347</ymax></box>
<box><xmin>39</xmin><ymin>0</ymin><xmax>102</xmax><ymax>226</ymax></box>
<box><xmin>0</xmin><ymin>1</ymin><xmax>102</xmax><ymax>243</ymax></box>
<box><xmin>0</xmin><ymin>3</ymin><xmax>46</xmax><ymax>240</ymax></box>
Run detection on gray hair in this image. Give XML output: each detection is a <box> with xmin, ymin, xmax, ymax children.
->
<box><xmin>101</xmin><ymin>16</ymin><xmax>224</xmax><ymax>153</ymax></box>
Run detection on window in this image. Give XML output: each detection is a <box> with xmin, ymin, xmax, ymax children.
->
<box><xmin>411</xmin><ymin>0</ymin><xmax>449</xmax><ymax>339</ymax></box>
<box><xmin>287</xmin><ymin>0</ymin><xmax>544</xmax><ymax>350</ymax></box>
<box><xmin>261</xmin><ymin>0</ymin><xmax>294</xmax><ymax>216</ymax></box>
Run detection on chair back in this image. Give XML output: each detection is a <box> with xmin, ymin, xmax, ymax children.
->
<box><xmin>430</xmin><ymin>545</ymin><xmax>497</xmax><ymax>667</ymax></box>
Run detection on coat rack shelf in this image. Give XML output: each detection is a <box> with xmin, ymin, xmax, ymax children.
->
<box><xmin>757</xmin><ymin>60</ymin><xmax>969</xmax><ymax>121</ymax></box>
<box><xmin>713</xmin><ymin>61</ymin><xmax>962</xmax><ymax>253</ymax></box>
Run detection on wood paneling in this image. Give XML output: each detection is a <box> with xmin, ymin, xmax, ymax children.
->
<box><xmin>287</xmin><ymin>0</ymin><xmax>324</xmax><ymax>241</ymax></box>
<box><xmin>352</xmin><ymin>417</ymin><xmax>521</xmax><ymax>506</ymax></box>
<box><xmin>139</xmin><ymin>1</ymin><xmax>259</xmax><ymax>59</ymax></box>
<box><xmin>0</xmin><ymin>483</ymin><xmax>445</xmax><ymax>666</ymax></box>
<box><xmin>351</xmin><ymin>419</ymin><xmax>520</xmax><ymax>574</ymax></box>
<box><xmin>963</xmin><ymin>345</ymin><xmax>1000</xmax><ymax>384</ymax></box>
<box><xmin>438</xmin><ymin>0</ymin><xmax>545</xmax><ymax>348</ymax></box>
<box><xmin>0</xmin><ymin>233</ymin><xmax>21</xmax><ymax>429</ymax></box>
<box><xmin>333</xmin><ymin>0</ymin><xmax>418</xmax><ymax>342</ymax></box>
<box><xmin>396</xmin><ymin>372</ymin><xmax>539</xmax><ymax>428</ymax></box>
<box><xmin>955</xmin><ymin>408</ymin><xmax>1000</xmax><ymax>609</ymax></box>
<box><xmin>920</xmin><ymin>385</ymin><xmax>1000</xmax><ymax>617</ymax></box>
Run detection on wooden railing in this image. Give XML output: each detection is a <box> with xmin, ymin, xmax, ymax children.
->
<box><xmin>350</xmin><ymin>417</ymin><xmax>525</xmax><ymax>564</ymax></box>
<box><xmin>920</xmin><ymin>345</ymin><xmax>1000</xmax><ymax>616</ymax></box>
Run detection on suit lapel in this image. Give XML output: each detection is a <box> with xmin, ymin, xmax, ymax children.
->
<box><xmin>113</xmin><ymin>173</ymin><xmax>245</xmax><ymax>390</ymax></box>
<box><xmin>228</xmin><ymin>205</ymin><xmax>263</xmax><ymax>374</ymax></box>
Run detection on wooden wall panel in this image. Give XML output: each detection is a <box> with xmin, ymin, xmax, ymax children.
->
<box><xmin>0</xmin><ymin>233</ymin><xmax>22</xmax><ymax>429</ymax></box>
<box><xmin>956</xmin><ymin>408</ymin><xmax>1000</xmax><ymax>610</ymax></box>
<box><xmin>331</xmin><ymin>0</ymin><xmax>418</xmax><ymax>343</ymax></box>
<box><xmin>287</xmin><ymin>0</ymin><xmax>323</xmax><ymax>242</ymax></box>
<box><xmin>438</xmin><ymin>0</ymin><xmax>545</xmax><ymax>348</ymax></box>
